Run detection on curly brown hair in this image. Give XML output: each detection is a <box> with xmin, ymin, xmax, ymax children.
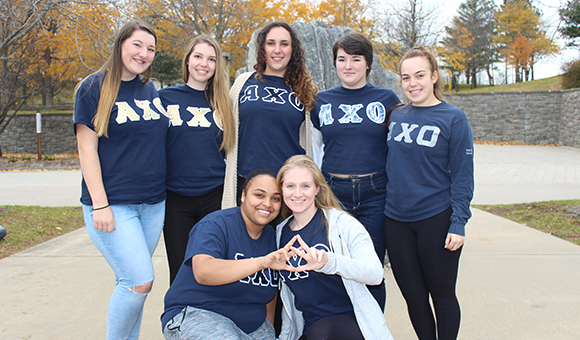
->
<box><xmin>254</xmin><ymin>22</ymin><xmax>318</xmax><ymax>112</ymax></box>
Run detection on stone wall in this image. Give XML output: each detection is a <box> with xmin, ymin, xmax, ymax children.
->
<box><xmin>3</xmin><ymin>90</ymin><xmax>580</xmax><ymax>154</ymax></box>
<box><xmin>445</xmin><ymin>88</ymin><xmax>580</xmax><ymax>148</ymax></box>
<box><xmin>2</xmin><ymin>19</ymin><xmax>579</xmax><ymax>153</ymax></box>
<box><xmin>1</xmin><ymin>113</ymin><xmax>77</xmax><ymax>154</ymax></box>
<box><xmin>560</xmin><ymin>90</ymin><xmax>580</xmax><ymax>149</ymax></box>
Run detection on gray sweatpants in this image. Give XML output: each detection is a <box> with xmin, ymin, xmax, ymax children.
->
<box><xmin>163</xmin><ymin>306</ymin><xmax>275</xmax><ymax>340</ymax></box>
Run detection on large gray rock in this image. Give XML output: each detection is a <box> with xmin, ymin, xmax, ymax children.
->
<box><xmin>237</xmin><ymin>21</ymin><xmax>403</xmax><ymax>98</ymax></box>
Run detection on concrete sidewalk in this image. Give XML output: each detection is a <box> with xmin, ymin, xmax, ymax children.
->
<box><xmin>1</xmin><ymin>144</ymin><xmax>580</xmax><ymax>339</ymax></box>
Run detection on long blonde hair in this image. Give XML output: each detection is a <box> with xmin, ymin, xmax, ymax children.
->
<box><xmin>277</xmin><ymin>155</ymin><xmax>343</xmax><ymax>221</ymax></box>
<box><xmin>74</xmin><ymin>20</ymin><xmax>157</xmax><ymax>137</ymax></box>
<box><xmin>182</xmin><ymin>35</ymin><xmax>234</xmax><ymax>152</ymax></box>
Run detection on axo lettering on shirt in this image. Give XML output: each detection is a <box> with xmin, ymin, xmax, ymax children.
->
<box><xmin>240</xmin><ymin>85</ymin><xmax>304</xmax><ymax>112</ymax></box>
<box><xmin>317</xmin><ymin>102</ymin><xmax>387</xmax><ymax>126</ymax></box>
<box><xmin>161</xmin><ymin>104</ymin><xmax>224</xmax><ymax>130</ymax></box>
<box><xmin>236</xmin><ymin>253</ymin><xmax>279</xmax><ymax>287</ymax></box>
<box><xmin>114</xmin><ymin>97</ymin><xmax>167</xmax><ymax>124</ymax></box>
<box><xmin>387</xmin><ymin>121</ymin><xmax>441</xmax><ymax>148</ymax></box>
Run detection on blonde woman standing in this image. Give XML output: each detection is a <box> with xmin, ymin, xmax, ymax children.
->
<box><xmin>159</xmin><ymin>35</ymin><xmax>235</xmax><ymax>285</ymax></box>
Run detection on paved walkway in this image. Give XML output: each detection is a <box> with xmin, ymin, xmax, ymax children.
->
<box><xmin>1</xmin><ymin>144</ymin><xmax>580</xmax><ymax>339</ymax></box>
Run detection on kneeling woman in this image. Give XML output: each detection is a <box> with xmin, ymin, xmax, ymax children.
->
<box><xmin>276</xmin><ymin>155</ymin><xmax>394</xmax><ymax>340</ymax></box>
<box><xmin>162</xmin><ymin>170</ymin><xmax>296</xmax><ymax>340</ymax></box>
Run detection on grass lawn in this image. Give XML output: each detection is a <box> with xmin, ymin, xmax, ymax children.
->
<box><xmin>0</xmin><ymin>199</ymin><xmax>578</xmax><ymax>260</ymax></box>
<box><xmin>0</xmin><ymin>206</ymin><xmax>84</xmax><ymax>259</ymax></box>
<box><xmin>445</xmin><ymin>75</ymin><xmax>563</xmax><ymax>93</ymax></box>
<box><xmin>474</xmin><ymin>199</ymin><xmax>580</xmax><ymax>246</ymax></box>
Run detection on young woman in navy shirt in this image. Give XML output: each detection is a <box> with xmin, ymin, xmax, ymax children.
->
<box><xmin>276</xmin><ymin>155</ymin><xmax>394</xmax><ymax>340</ymax></box>
<box><xmin>159</xmin><ymin>35</ymin><xmax>235</xmax><ymax>285</ymax></box>
<box><xmin>311</xmin><ymin>33</ymin><xmax>400</xmax><ymax>309</ymax></box>
<box><xmin>162</xmin><ymin>170</ymin><xmax>296</xmax><ymax>340</ymax></box>
<box><xmin>223</xmin><ymin>22</ymin><xmax>318</xmax><ymax>210</ymax></box>
<box><xmin>384</xmin><ymin>46</ymin><xmax>474</xmax><ymax>340</ymax></box>
<box><xmin>74</xmin><ymin>20</ymin><xmax>168</xmax><ymax>339</ymax></box>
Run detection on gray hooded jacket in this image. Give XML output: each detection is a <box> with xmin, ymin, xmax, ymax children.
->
<box><xmin>276</xmin><ymin>208</ymin><xmax>395</xmax><ymax>340</ymax></box>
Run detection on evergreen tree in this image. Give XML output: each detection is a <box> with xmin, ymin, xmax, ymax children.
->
<box><xmin>444</xmin><ymin>0</ymin><xmax>497</xmax><ymax>88</ymax></box>
<box><xmin>560</xmin><ymin>0</ymin><xmax>580</xmax><ymax>46</ymax></box>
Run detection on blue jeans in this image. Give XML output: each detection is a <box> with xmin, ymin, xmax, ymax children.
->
<box><xmin>83</xmin><ymin>201</ymin><xmax>165</xmax><ymax>340</ymax></box>
<box><xmin>324</xmin><ymin>171</ymin><xmax>387</xmax><ymax>309</ymax></box>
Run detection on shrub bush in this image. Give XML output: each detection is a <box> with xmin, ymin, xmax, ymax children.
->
<box><xmin>561</xmin><ymin>59</ymin><xmax>580</xmax><ymax>89</ymax></box>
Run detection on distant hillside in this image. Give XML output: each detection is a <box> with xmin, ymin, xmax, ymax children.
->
<box><xmin>445</xmin><ymin>75</ymin><xmax>563</xmax><ymax>93</ymax></box>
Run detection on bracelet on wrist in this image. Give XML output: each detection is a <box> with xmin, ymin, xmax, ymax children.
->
<box><xmin>92</xmin><ymin>204</ymin><xmax>110</xmax><ymax>211</ymax></box>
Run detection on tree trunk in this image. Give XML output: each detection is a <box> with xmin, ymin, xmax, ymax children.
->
<box><xmin>505</xmin><ymin>59</ymin><xmax>508</xmax><ymax>85</ymax></box>
<box><xmin>487</xmin><ymin>66</ymin><xmax>494</xmax><ymax>86</ymax></box>
<box><xmin>45</xmin><ymin>85</ymin><xmax>53</xmax><ymax>110</ymax></box>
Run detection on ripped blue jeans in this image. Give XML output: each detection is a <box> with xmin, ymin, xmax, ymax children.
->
<box><xmin>83</xmin><ymin>201</ymin><xmax>165</xmax><ymax>340</ymax></box>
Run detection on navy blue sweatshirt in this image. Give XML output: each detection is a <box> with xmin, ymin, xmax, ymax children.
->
<box><xmin>384</xmin><ymin>101</ymin><xmax>474</xmax><ymax>235</ymax></box>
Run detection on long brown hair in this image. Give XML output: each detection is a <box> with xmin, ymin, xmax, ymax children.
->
<box><xmin>398</xmin><ymin>46</ymin><xmax>443</xmax><ymax>101</ymax></box>
<box><xmin>182</xmin><ymin>35</ymin><xmax>235</xmax><ymax>152</ymax></box>
<box><xmin>74</xmin><ymin>20</ymin><xmax>157</xmax><ymax>137</ymax></box>
<box><xmin>254</xmin><ymin>22</ymin><xmax>318</xmax><ymax>112</ymax></box>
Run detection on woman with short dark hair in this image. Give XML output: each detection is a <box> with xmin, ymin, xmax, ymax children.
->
<box><xmin>311</xmin><ymin>32</ymin><xmax>400</xmax><ymax>310</ymax></box>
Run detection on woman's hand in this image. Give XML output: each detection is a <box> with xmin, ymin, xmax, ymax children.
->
<box><xmin>289</xmin><ymin>235</ymin><xmax>328</xmax><ymax>271</ymax></box>
<box><xmin>93</xmin><ymin>207</ymin><xmax>115</xmax><ymax>233</ymax></box>
<box><xmin>445</xmin><ymin>233</ymin><xmax>464</xmax><ymax>251</ymax></box>
<box><xmin>261</xmin><ymin>237</ymin><xmax>301</xmax><ymax>272</ymax></box>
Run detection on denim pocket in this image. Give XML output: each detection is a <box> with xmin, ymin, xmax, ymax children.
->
<box><xmin>370</xmin><ymin>173</ymin><xmax>387</xmax><ymax>194</ymax></box>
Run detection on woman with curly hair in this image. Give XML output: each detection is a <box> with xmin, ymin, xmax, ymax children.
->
<box><xmin>222</xmin><ymin>22</ymin><xmax>318</xmax><ymax>214</ymax></box>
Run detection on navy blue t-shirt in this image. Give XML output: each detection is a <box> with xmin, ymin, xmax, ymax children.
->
<box><xmin>74</xmin><ymin>73</ymin><xmax>168</xmax><ymax>205</ymax></box>
<box><xmin>385</xmin><ymin>101</ymin><xmax>474</xmax><ymax>235</ymax></box>
<box><xmin>237</xmin><ymin>73</ymin><xmax>305</xmax><ymax>177</ymax></box>
<box><xmin>161</xmin><ymin>207</ymin><xmax>278</xmax><ymax>333</ymax></box>
<box><xmin>159</xmin><ymin>84</ymin><xmax>226</xmax><ymax>196</ymax></box>
<box><xmin>311</xmin><ymin>84</ymin><xmax>400</xmax><ymax>174</ymax></box>
<box><xmin>280</xmin><ymin>209</ymin><xmax>354</xmax><ymax>335</ymax></box>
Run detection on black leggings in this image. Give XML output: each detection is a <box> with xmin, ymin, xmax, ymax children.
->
<box><xmin>298</xmin><ymin>314</ymin><xmax>364</xmax><ymax>340</ymax></box>
<box><xmin>384</xmin><ymin>207</ymin><xmax>462</xmax><ymax>340</ymax></box>
<box><xmin>163</xmin><ymin>187</ymin><xmax>223</xmax><ymax>284</ymax></box>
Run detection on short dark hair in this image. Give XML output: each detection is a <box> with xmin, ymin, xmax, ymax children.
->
<box><xmin>332</xmin><ymin>33</ymin><xmax>373</xmax><ymax>77</ymax></box>
<box><xmin>242</xmin><ymin>169</ymin><xmax>277</xmax><ymax>195</ymax></box>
